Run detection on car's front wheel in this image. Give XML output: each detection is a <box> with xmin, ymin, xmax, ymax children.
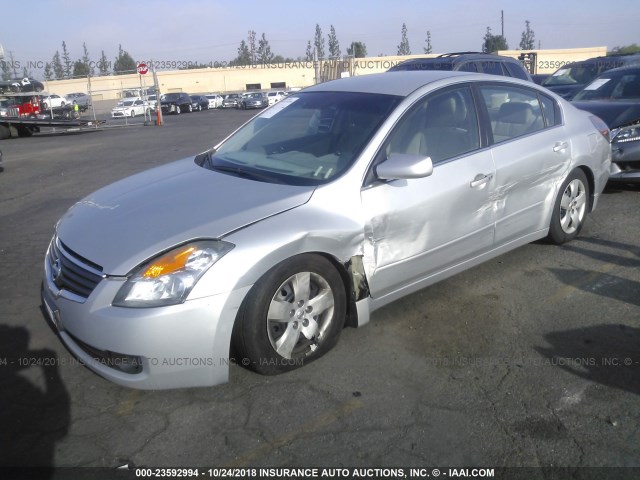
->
<box><xmin>548</xmin><ymin>169</ymin><xmax>589</xmax><ymax>244</ymax></box>
<box><xmin>232</xmin><ymin>254</ymin><xmax>347</xmax><ymax>375</ymax></box>
<box><xmin>188</xmin><ymin>104</ymin><xmax>193</xmax><ymax>113</ymax></box>
<box><xmin>130</xmin><ymin>110</ymin><xmax>135</xmax><ymax>118</ymax></box>
<box><xmin>175</xmin><ymin>105</ymin><xmax>181</xmax><ymax>114</ymax></box>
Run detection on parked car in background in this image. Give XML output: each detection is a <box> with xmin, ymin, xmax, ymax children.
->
<box><xmin>238</xmin><ymin>92</ymin><xmax>268</xmax><ymax>109</ymax></box>
<box><xmin>111</xmin><ymin>99</ymin><xmax>148</xmax><ymax>118</ymax></box>
<box><xmin>42</xmin><ymin>71</ymin><xmax>610</xmax><ymax>389</ymax></box>
<box><xmin>145</xmin><ymin>94</ymin><xmax>158</xmax><ymax>110</ymax></box>
<box><xmin>542</xmin><ymin>53</ymin><xmax>640</xmax><ymax>100</ymax></box>
<box><xmin>205</xmin><ymin>94</ymin><xmax>224</xmax><ymax>109</ymax></box>
<box><xmin>190</xmin><ymin>95</ymin><xmax>209</xmax><ymax>111</ymax></box>
<box><xmin>388</xmin><ymin>52</ymin><xmax>533</xmax><ymax>81</ymax></box>
<box><xmin>572</xmin><ymin>65</ymin><xmax>640</xmax><ymax>183</ymax></box>
<box><xmin>40</xmin><ymin>94</ymin><xmax>67</xmax><ymax>109</ymax></box>
<box><xmin>160</xmin><ymin>92</ymin><xmax>193</xmax><ymax>114</ymax></box>
<box><xmin>222</xmin><ymin>94</ymin><xmax>241</xmax><ymax>108</ymax></box>
<box><xmin>267</xmin><ymin>91</ymin><xmax>286</xmax><ymax>105</ymax></box>
<box><xmin>66</xmin><ymin>92</ymin><xmax>91</xmax><ymax>107</ymax></box>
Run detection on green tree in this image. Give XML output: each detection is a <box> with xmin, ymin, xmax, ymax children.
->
<box><xmin>305</xmin><ymin>41</ymin><xmax>313</xmax><ymax>61</ymax></box>
<box><xmin>347</xmin><ymin>41</ymin><xmax>367</xmax><ymax>58</ymax></box>
<box><xmin>1</xmin><ymin>59</ymin><xmax>10</xmax><ymax>81</ymax></box>
<box><xmin>397</xmin><ymin>23</ymin><xmax>411</xmax><ymax>55</ymax></box>
<box><xmin>52</xmin><ymin>51</ymin><xmax>64</xmax><ymax>80</ymax></box>
<box><xmin>113</xmin><ymin>44</ymin><xmax>136</xmax><ymax>74</ymax></box>
<box><xmin>482</xmin><ymin>27</ymin><xmax>508</xmax><ymax>53</ymax></box>
<box><xmin>43</xmin><ymin>62</ymin><xmax>53</xmax><ymax>81</ymax></box>
<box><xmin>98</xmin><ymin>50</ymin><xmax>109</xmax><ymax>75</ymax></box>
<box><xmin>519</xmin><ymin>20</ymin><xmax>535</xmax><ymax>50</ymax></box>
<box><xmin>610</xmin><ymin>44</ymin><xmax>640</xmax><ymax>54</ymax></box>
<box><xmin>22</xmin><ymin>66</ymin><xmax>32</xmax><ymax>78</ymax></box>
<box><xmin>257</xmin><ymin>33</ymin><xmax>274</xmax><ymax>64</ymax></box>
<box><xmin>314</xmin><ymin>24</ymin><xmax>325</xmax><ymax>59</ymax></box>
<box><xmin>61</xmin><ymin>41</ymin><xmax>73</xmax><ymax>78</ymax></box>
<box><xmin>82</xmin><ymin>42</ymin><xmax>94</xmax><ymax>75</ymax></box>
<box><xmin>328</xmin><ymin>25</ymin><xmax>341</xmax><ymax>58</ymax></box>
<box><xmin>73</xmin><ymin>59</ymin><xmax>90</xmax><ymax>77</ymax></box>
<box><xmin>231</xmin><ymin>40</ymin><xmax>251</xmax><ymax>66</ymax></box>
<box><xmin>248</xmin><ymin>30</ymin><xmax>257</xmax><ymax>64</ymax></box>
<box><xmin>424</xmin><ymin>31</ymin><xmax>433</xmax><ymax>54</ymax></box>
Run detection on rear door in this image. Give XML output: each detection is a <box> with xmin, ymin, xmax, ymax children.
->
<box><xmin>476</xmin><ymin>83</ymin><xmax>570</xmax><ymax>244</ymax></box>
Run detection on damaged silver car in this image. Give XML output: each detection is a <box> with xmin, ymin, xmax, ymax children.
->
<box><xmin>42</xmin><ymin>71</ymin><xmax>610</xmax><ymax>389</ymax></box>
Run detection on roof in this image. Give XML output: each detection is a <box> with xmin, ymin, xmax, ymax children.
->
<box><xmin>303</xmin><ymin>70</ymin><xmax>476</xmax><ymax>97</ymax></box>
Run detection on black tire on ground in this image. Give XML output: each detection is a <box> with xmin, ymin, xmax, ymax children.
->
<box><xmin>188</xmin><ymin>104</ymin><xmax>193</xmax><ymax>112</ymax></box>
<box><xmin>175</xmin><ymin>105</ymin><xmax>181</xmax><ymax>114</ymax></box>
<box><xmin>17</xmin><ymin>126</ymin><xmax>34</xmax><ymax>138</ymax></box>
<box><xmin>0</xmin><ymin>125</ymin><xmax>11</xmax><ymax>140</ymax></box>
<box><xmin>548</xmin><ymin>168</ymin><xmax>590</xmax><ymax>244</ymax></box>
<box><xmin>231</xmin><ymin>254</ymin><xmax>347</xmax><ymax>375</ymax></box>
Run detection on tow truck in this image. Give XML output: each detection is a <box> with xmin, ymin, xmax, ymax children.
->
<box><xmin>0</xmin><ymin>90</ymin><xmax>100</xmax><ymax>140</ymax></box>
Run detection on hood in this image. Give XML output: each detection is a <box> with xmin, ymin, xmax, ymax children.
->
<box><xmin>571</xmin><ymin>100</ymin><xmax>640</xmax><ymax>129</ymax></box>
<box><xmin>57</xmin><ymin>157</ymin><xmax>314</xmax><ymax>275</ymax></box>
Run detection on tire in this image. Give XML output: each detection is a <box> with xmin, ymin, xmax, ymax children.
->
<box><xmin>0</xmin><ymin>125</ymin><xmax>10</xmax><ymax>140</ymax></box>
<box><xmin>548</xmin><ymin>169</ymin><xmax>589</xmax><ymax>244</ymax></box>
<box><xmin>17</xmin><ymin>126</ymin><xmax>34</xmax><ymax>138</ymax></box>
<box><xmin>175</xmin><ymin>105</ymin><xmax>181</xmax><ymax>114</ymax></box>
<box><xmin>188</xmin><ymin>104</ymin><xmax>193</xmax><ymax>113</ymax></box>
<box><xmin>130</xmin><ymin>110</ymin><xmax>136</xmax><ymax>118</ymax></box>
<box><xmin>232</xmin><ymin>254</ymin><xmax>347</xmax><ymax>375</ymax></box>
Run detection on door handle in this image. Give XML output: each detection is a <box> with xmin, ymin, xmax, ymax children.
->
<box><xmin>470</xmin><ymin>173</ymin><xmax>493</xmax><ymax>188</ymax></box>
<box><xmin>553</xmin><ymin>141</ymin><xmax>569</xmax><ymax>152</ymax></box>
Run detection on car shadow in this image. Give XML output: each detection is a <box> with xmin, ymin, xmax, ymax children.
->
<box><xmin>535</xmin><ymin>324</ymin><xmax>640</xmax><ymax>396</ymax></box>
<box><xmin>0</xmin><ymin>324</ymin><xmax>70</xmax><ymax>476</ymax></box>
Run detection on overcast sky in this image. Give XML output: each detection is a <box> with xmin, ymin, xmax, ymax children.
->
<box><xmin>1</xmin><ymin>0</ymin><xmax>639</xmax><ymax>74</ymax></box>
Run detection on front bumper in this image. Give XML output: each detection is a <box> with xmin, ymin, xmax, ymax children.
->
<box><xmin>42</xmin><ymin>248</ymin><xmax>251</xmax><ymax>389</ymax></box>
<box><xmin>609</xmin><ymin>140</ymin><xmax>640</xmax><ymax>183</ymax></box>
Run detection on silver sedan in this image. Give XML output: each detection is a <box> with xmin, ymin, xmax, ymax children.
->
<box><xmin>42</xmin><ymin>71</ymin><xmax>611</xmax><ymax>389</ymax></box>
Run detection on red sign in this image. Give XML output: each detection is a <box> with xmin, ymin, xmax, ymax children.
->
<box><xmin>137</xmin><ymin>63</ymin><xmax>149</xmax><ymax>75</ymax></box>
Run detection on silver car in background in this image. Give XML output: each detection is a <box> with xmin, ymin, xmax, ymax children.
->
<box><xmin>42</xmin><ymin>71</ymin><xmax>610</xmax><ymax>389</ymax></box>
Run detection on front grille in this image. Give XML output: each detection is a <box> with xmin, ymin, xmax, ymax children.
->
<box><xmin>47</xmin><ymin>237</ymin><xmax>104</xmax><ymax>299</ymax></box>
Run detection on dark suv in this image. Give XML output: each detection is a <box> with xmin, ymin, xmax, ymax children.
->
<box><xmin>542</xmin><ymin>53</ymin><xmax>640</xmax><ymax>100</ymax></box>
<box><xmin>388</xmin><ymin>52</ymin><xmax>532</xmax><ymax>81</ymax></box>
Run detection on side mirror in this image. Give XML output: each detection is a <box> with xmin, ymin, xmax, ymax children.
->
<box><xmin>376</xmin><ymin>153</ymin><xmax>433</xmax><ymax>180</ymax></box>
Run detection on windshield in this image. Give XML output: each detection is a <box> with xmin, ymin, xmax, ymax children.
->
<box><xmin>122</xmin><ymin>101</ymin><xmax>134</xmax><ymax>106</ymax></box>
<box><xmin>162</xmin><ymin>93</ymin><xmax>180</xmax><ymax>101</ymax></box>
<box><xmin>573</xmin><ymin>70</ymin><xmax>640</xmax><ymax>101</ymax></box>
<box><xmin>204</xmin><ymin>91</ymin><xmax>401</xmax><ymax>186</ymax></box>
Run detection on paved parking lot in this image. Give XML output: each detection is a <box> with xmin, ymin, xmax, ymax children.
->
<box><xmin>0</xmin><ymin>108</ymin><xmax>639</xmax><ymax>474</ymax></box>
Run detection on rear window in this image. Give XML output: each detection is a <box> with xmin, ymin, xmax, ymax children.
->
<box><xmin>504</xmin><ymin>62</ymin><xmax>530</xmax><ymax>80</ymax></box>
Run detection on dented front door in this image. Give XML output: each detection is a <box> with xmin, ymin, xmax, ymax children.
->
<box><xmin>361</xmin><ymin>149</ymin><xmax>496</xmax><ymax>299</ymax></box>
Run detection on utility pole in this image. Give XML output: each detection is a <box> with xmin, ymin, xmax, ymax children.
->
<box><xmin>501</xmin><ymin>10</ymin><xmax>504</xmax><ymax>38</ymax></box>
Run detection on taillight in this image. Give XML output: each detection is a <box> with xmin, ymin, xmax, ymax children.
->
<box><xmin>589</xmin><ymin>115</ymin><xmax>610</xmax><ymax>143</ymax></box>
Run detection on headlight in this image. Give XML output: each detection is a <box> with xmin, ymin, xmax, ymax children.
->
<box><xmin>612</xmin><ymin>124</ymin><xmax>640</xmax><ymax>144</ymax></box>
<box><xmin>113</xmin><ymin>240</ymin><xmax>234</xmax><ymax>308</ymax></box>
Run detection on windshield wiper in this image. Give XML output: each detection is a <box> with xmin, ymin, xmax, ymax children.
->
<box><xmin>208</xmin><ymin>164</ymin><xmax>285</xmax><ymax>183</ymax></box>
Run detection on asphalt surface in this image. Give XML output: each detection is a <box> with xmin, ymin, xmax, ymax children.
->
<box><xmin>0</xmin><ymin>107</ymin><xmax>639</xmax><ymax>476</ymax></box>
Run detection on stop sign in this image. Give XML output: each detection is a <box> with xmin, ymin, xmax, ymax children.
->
<box><xmin>137</xmin><ymin>63</ymin><xmax>149</xmax><ymax>75</ymax></box>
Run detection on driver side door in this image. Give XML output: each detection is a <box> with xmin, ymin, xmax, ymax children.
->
<box><xmin>361</xmin><ymin>85</ymin><xmax>497</xmax><ymax>301</ymax></box>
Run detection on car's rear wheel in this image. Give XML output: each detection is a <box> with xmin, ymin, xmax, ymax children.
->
<box><xmin>232</xmin><ymin>254</ymin><xmax>347</xmax><ymax>375</ymax></box>
<box><xmin>548</xmin><ymin>169</ymin><xmax>589</xmax><ymax>244</ymax></box>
